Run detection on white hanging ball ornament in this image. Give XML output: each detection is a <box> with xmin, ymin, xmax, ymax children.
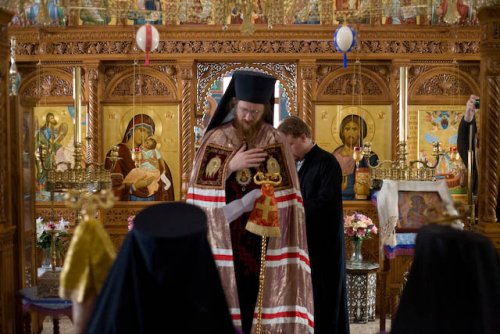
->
<box><xmin>335</xmin><ymin>26</ymin><xmax>354</xmax><ymax>52</ymax></box>
<box><xmin>334</xmin><ymin>25</ymin><xmax>356</xmax><ymax>68</ymax></box>
<box><xmin>135</xmin><ymin>24</ymin><xmax>160</xmax><ymax>65</ymax></box>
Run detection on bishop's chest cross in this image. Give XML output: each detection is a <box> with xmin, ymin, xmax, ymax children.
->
<box><xmin>255</xmin><ymin>196</ymin><xmax>274</xmax><ymax>220</ymax></box>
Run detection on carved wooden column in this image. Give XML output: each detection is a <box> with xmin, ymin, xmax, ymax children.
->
<box><xmin>178</xmin><ymin>61</ymin><xmax>195</xmax><ymax>200</ymax></box>
<box><xmin>84</xmin><ymin>63</ymin><xmax>100</xmax><ymax>163</ymax></box>
<box><xmin>475</xmin><ymin>5</ymin><xmax>500</xmax><ymax>249</ymax></box>
<box><xmin>0</xmin><ymin>9</ymin><xmax>17</xmax><ymax>334</ymax></box>
<box><xmin>299</xmin><ymin>61</ymin><xmax>316</xmax><ymax>128</ymax></box>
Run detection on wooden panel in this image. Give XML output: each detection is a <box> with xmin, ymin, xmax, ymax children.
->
<box><xmin>10</xmin><ymin>25</ymin><xmax>480</xmax><ymax>63</ymax></box>
<box><xmin>35</xmin><ymin>201</ymin><xmax>158</xmax><ymax>254</ymax></box>
<box><xmin>0</xmin><ymin>8</ymin><xmax>16</xmax><ymax>334</ymax></box>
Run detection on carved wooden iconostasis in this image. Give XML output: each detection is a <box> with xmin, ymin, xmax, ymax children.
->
<box><xmin>8</xmin><ymin>24</ymin><xmax>482</xmax><ymax>319</ymax></box>
<box><xmin>314</xmin><ymin>60</ymin><xmax>480</xmax><ymax>316</ymax></box>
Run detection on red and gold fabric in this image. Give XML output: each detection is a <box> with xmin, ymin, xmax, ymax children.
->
<box><xmin>246</xmin><ymin>183</ymin><xmax>280</xmax><ymax>237</ymax></box>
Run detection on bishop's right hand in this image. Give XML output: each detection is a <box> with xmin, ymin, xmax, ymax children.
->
<box><xmin>227</xmin><ymin>144</ymin><xmax>267</xmax><ymax>177</ymax></box>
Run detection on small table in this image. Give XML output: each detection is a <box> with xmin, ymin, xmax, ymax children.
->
<box><xmin>346</xmin><ymin>261</ymin><xmax>379</xmax><ymax>323</ymax></box>
<box><xmin>18</xmin><ymin>286</ymin><xmax>72</xmax><ymax>334</ymax></box>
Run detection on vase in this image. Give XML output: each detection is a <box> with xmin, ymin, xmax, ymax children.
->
<box><xmin>350</xmin><ymin>239</ymin><xmax>364</xmax><ymax>264</ymax></box>
<box><xmin>41</xmin><ymin>248</ymin><xmax>52</xmax><ymax>269</ymax></box>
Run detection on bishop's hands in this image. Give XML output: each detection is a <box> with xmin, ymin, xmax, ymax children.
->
<box><xmin>464</xmin><ymin>94</ymin><xmax>479</xmax><ymax>123</ymax></box>
<box><xmin>222</xmin><ymin>189</ymin><xmax>262</xmax><ymax>224</ymax></box>
<box><xmin>223</xmin><ymin>144</ymin><xmax>267</xmax><ymax>223</ymax></box>
<box><xmin>227</xmin><ymin>144</ymin><xmax>267</xmax><ymax>177</ymax></box>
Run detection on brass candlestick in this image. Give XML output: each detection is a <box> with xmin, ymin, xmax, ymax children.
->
<box><xmin>48</xmin><ymin>229</ymin><xmax>58</xmax><ymax>271</ymax></box>
<box><xmin>356</xmin><ymin>141</ymin><xmax>448</xmax><ymax>187</ymax></box>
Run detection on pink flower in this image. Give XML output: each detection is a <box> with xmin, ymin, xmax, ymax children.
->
<box><xmin>357</xmin><ymin>228</ymin><xmax>366</xmax><ymax>237</ymax></box>
<box><xmin>344</xmin><ymin>212</ymin><xmax>376</xmax><ymax>241</ymax></box>
<box><xmin>47</xmin><ymin>222</ymin><xmax>56</xmax><ymax>230</ymax></box>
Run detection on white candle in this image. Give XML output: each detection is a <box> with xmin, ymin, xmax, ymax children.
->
<box><xmin>73</xmin><ymin>67</ymin><xmax>82</xmax><ymax>144</ymax></box>
<box><xmin>399</xmin><ymin>66</ymin><xmax>408</xmax><ymax>143</ymax></box>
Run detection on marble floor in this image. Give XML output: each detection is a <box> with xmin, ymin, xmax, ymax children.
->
<box><xmin>41</xmin><ymin>316</ymin><xmax>391</xmax><ymax>334</ymax></box>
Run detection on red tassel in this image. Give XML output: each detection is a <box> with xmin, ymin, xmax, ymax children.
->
<box><xmin>145</xmin><ymin>24</ymin><xmax>152</xmax><ymax>66</ymax></box>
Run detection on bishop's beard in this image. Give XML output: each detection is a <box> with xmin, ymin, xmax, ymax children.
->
<box><xmin>233</xmin><ymin>116</ymin><xmax>264</xmax><ymax>148</ymax></box>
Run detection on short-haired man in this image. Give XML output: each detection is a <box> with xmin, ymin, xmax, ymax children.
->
<box><xmin>279</xmin><ymin>116</ymin><xmax>349</xmax><ymax>334</ymax></box>
<box><xmin>457</xmin><ymin>94</ymin><xmax>500</xmax><ymax>222</ymax></box>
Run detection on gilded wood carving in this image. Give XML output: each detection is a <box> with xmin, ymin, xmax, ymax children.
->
<box><xmin>196</xmin><ymin>62</ymin><xmax>297</xmax><ymax>117</ymax></box>
<box><xmin>408</xmin><ymin>65</ymin><xmax>479</xmax><ymax>102</ymax></box>
<box><xmin>10</xmin><ymin>26</ymin><xmax>480</xmax><ymax>61</ymax></box>
<box><xmin>316</xmin><ymin>65</ymin><xmax>391</xmax><ymax>102</ymax></box>
<box><xmin>103</xmin><ymin>65</ymin><xmax>178</xmax><ymax>101</ymax></box>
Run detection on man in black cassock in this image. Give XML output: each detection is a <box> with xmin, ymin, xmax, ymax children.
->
<box><xmin>279</xmin><ymin>116</ymin><xmax>350</xmax><ymax>334</ymax></box>
<box><xmin>391</xmin><ymin>224</ymin><xmax>500</xmax><ymax>334</ymax></box>
<box><xmin>84</xmin><ymin>202</ymin><xmax>235</xmax><ymax>334</ymax></box>
<box><xmin>457</xmin><ymin>94</ymin><xmax>479</xmax><ymax>196</ymax></box>
<box><xmin>457</xmin><ymin>94</ymin><xmax>500</xmax><ymax>220</ymax></box>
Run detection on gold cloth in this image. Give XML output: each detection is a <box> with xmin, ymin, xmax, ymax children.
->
<box><xmin>59</xmin><ymin>219</ymin><xmax>116</xmax><ymax>303</ymax></box>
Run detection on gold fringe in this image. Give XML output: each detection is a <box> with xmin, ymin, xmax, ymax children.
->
<box><xmin>245</xmin><ymin>221</ymin><xmax>280</xmax><ymax>237</ymax></box>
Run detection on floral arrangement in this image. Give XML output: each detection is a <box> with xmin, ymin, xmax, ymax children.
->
<box><xmin>35</xmin><ymin>217</ymin><xmax>69</xmax><ymax>250</ymax></box>
<box><xmin>127</xmin><ymin>215</ymin><xmax>135</xmax><ymax>231</ymax></box>
<box><xmin>344</xmin><ymin>212</ymin><xmax>378</xmax><ymax>241</ymax></box>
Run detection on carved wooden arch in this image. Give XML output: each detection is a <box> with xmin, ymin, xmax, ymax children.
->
<box><xmin>316</xmin><ymin>67</ymin><xmax>391</xmax><ymax>103</ymax></box>
<box><xmin>409</xmin><ymin>66</ymin><xmax>479</xmax><ymax>104</ymax></box>
<box><xmin>19</xmin><ymin>67</ymin><xmax>75</xmax><ymax>103</ymax></box>
<box><xmin>103</xmin><ymin>67</ymin><xmax>178</xmax><ymax>102</ymax></box>
<box><xmin>197</xmin><ymin>63</ymin><xmax>296</xmax><ymax>118</ymax></box>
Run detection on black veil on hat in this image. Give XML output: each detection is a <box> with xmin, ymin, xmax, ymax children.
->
<box><xmin>391</xmin><ymin>224</ymin><xmax>500</xmax><ymax>334</ymax></box>
<box><xmin>85</xmin><ymin>202</ymin><xmax>235</xmax><ymax>334</ymax></box>
<box><xmin>206</xmin><ymin>70</ymin><xmax>277</xmax><ymax>132</ymax></box>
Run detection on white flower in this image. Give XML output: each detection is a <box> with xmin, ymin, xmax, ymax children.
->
<box><xmin>353</xmin><ymin>221</ymin><xmax>367</xmax><ymax>229</ymax></box>
<box><xmin>35</xmin><ymin>217</ymin><xmax>45</xmax><ymax>240</ymax></box>
<box><xmin>58</xmin><ymin>217</ymin><xmax>69</xmax><ymax>232</ymax></box>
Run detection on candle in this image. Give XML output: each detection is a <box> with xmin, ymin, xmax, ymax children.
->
<box><xmin>73</xmin><ymin>67</ymin><xmax>82</xmax><ymax>144</ymax></box>
<box><xmin>399</xmin><ymin>66</ymin><xmax>408</xmax><ymax>143</ymax></box>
